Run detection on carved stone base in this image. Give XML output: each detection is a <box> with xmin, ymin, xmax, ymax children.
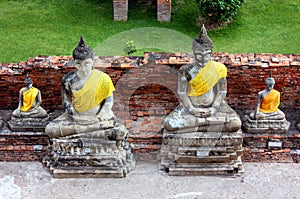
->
<box><xmin>43</xmin><ymin>137</ymin><xmax>136</xmax><ymax>178</ymax></box>
<box><xmin>8</xmin><ymin>116</ymin><xmax>50</xmax><ymax>132</ymax></box>
<box><xmin>160</xmin><ymin>130</ymin><xmax>244</xmax><ymax>176</ymax></box>
<box><xmin>243</xmin><ymin>119</ymin><xmax>290</xmax><ymax>134</ymax></box>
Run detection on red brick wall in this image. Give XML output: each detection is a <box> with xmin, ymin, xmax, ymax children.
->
<box><xmin>0</xmin><ymin>53</ymin><xmax>299</xmax><ymax>158</ymax></box>
<box><xmin>0</xmin><ymin>132</ymin><xmax>48</xmax><ymax>161</ymax></box>
<box><xmin>1</xmin><ymin>53</ymin><xmax>299</xmax><ymax>110</ymax></box>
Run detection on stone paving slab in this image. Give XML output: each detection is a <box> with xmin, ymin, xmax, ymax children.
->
<box><xmin>0</xmin><ymin>161</ymin><xmax>299</xmax><ymax>199</ymax></box>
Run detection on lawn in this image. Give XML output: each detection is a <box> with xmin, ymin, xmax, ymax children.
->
<box><xmin>0</xmin><ymin>0</ymin><xmax>299</xmax><ymax>63</ymax></box>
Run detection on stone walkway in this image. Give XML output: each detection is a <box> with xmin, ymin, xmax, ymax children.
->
<box><xmin>0</xmin><ymin>161</ymin><xmax>299</xmax><ymax>199</ymax></box>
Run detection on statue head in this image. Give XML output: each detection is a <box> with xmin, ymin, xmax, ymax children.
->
<box><xmin>72</xmin><ymin>35</ymin><xmax>94</xmax><ymax>60</ymax></box>
<box><xmin>265</xmin><ymin>71</ymin><xmax>275</xmax><ymax>90</ymax></box>
<box><xmin>24</xmin><ymin>74</ymin><xmax>33</xmax><ymax>87</ymax></box>
<box><xmin>73</xmin><ymin>36</ymin><xmax>95</xmax><ymax>76</ymax></box>
<box><xmin>192</xmin><ymin>24</ymin><xmax>213</xmax><ymax>52</ymax></box>
<box><xmin>192</xmin><ymin>25</ymin><xmax>213</xmax><ymax>65</ymax></box>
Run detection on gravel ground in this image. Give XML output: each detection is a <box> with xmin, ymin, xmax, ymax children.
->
<box><xmin>0</xmin><ymin>161</ymin><xmax>299</xmax><ymax>199</ymax></box>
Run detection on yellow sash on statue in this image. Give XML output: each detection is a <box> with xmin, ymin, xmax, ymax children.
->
<box><xmin>20</xmin><ymin>87</ymin><xmax>39</xmax><ymax>112</ymax></box>
<box><xmin>188</xmin><ymin>61</ymin><xmax>227</xmax><ymax>97</ymax></box>
<box><xmin>259</xmin><ymin>89</ymin><xmax>280</xmax><ymax>113</ymax></box>
<box><xmin>73</xmin><ymin>70</ymin><xmax>115</xmax><ymax>113</ymax></box>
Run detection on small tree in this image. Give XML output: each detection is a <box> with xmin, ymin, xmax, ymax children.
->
<box><xmin>197</xmin><ymin>0</ymin><xmax>245</xmax><ymax>22</ymax></box>
<box><xmin>123</xmin><ymin>40</ymin><xmax>137</xmax><ymax>56</ymax></box>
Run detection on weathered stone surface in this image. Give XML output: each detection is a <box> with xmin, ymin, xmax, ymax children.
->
<box><xmin>161</xmin><ymin>130</ymin><xmax>244</xmax><ymax>176</ymax></box>
<box><xmin>243</xmin><ymin>119</ymin><xmax>290</xmax><ymax>134</ymax></box>
<box><xmin>43</xmin><ymin>137</ymin><xmax>135</xmax><ymax>178</ymax></box>
<box><xmin>113</xmin><ymin>0</ymin><xmax>128</xmax><ymax>21</ymax></box>
<box><xmin>8</xmin><ymin>116</ymin><xmax>50</xmax><ymax>132</ymax></box>
<box><xmin>268</xmin><ymin>140</ymin><xmax>282</xmax><ymax>149</ymax></box>
<box><xmin>157</xmin><ymin>0</ymin><xmax>171</xmax><ymax>22</ymax></box>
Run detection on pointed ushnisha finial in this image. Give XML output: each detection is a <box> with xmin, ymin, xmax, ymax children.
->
<box><xmin>192</xmin><ymin>24</ymin><xmax>213</xmax><ymax>51</ymax></box>
<box><xmin>78</xmin><ymin>35</ymin><xmax>86</xmax><ymax>47</ymax></box>
<box><xmin>72</xmin><ymin>35</ymin><xmax>94</xmax><ymax>60</ymax></box>
<box><xmin>270</xmin><ymin>69</ymin><xmax>273</xmax><ymax>78</ymax></box>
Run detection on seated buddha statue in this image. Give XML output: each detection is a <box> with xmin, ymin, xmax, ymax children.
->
<box><xmin>45</xmin><ymin>36</ymin><xmax>127</xmax><ymax>145</ymax></box>
<box><xmin>250</xmin><ymin>74</ymin><xmax>285</xmax><ymax>120</ymax></box>
<box><xmin>164</xmin><ymin>25</ymin><xmax>241</xmax><ymax>133</ymax></box>
<box><xmin>12</xmin><ymin>75</ymin><xmax>48</xmax><ymax>118</ymax></box>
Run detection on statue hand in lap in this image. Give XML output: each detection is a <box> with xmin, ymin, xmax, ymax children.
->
<box><xmin>250</xmin><ymin>75</ymin><xmax>285</xmax><ymax>120</ymax></box>
<box><xmin>45</xmin><ymin>36</ymin><xmax>124</xmax><ymax>140</ymax></box>
<box><xmin>12</xmin><ymin>75</ymin><xmax>48</xmax><ymax>118</ymax></box>
<box><xmin>164</xmin><ymin>25</ymin><xmax>241</xmax><ymax>133</ymax></box>
<box><xmin>191</xmin><ymin>107</ymin><xmax>217</xmax><ymax>117</ymax></box>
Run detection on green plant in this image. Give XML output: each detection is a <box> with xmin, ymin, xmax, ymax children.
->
<box><xmin>197</xmin><ymin>0</ymin><xmax>245</xmax><ymax>22</ymax></box>
<box><xmin>123</xmin><ymin>40</ymin><xmax>137</xmax><ymax>56</ymax></box>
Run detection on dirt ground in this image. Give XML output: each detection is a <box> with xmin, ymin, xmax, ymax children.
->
<box><xmin>0</xmin><ymin>161</ymin><xmax>299</xmax><ymax>199</ymax></box>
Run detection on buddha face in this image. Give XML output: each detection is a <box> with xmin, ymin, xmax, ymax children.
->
<box><xmin>193</xmin><ymin>49</ymin><xmax>212</xmax><ymax>66</ymax></box>
<box><xmin>265</xmin><ymin>78</ymin><xmax>275</xmax><ymax>90</ymax></box>
<box><xmin>75</xmin><ymin>58</ymin><xmax>94</xmax><ymax>77</ymax></box>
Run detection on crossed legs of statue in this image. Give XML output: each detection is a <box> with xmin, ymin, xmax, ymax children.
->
<box><xmin>249</xmin><ymin>109</ymin><xmax>285</xmax><ymax>120</ymax></box>
<box><xmin>164</xmin><ymin>105</ymin><xmax>241</xmax><ymax>133</ymax></box>
<box><xmin>12</xmin><ymin>106</ymin><xmax>48</xmax><ymax>118</ymax></box>
<box><xmin>45</xmin><ymin>112</ymin><xmax>127</xmax><ymax>150</ymax></box>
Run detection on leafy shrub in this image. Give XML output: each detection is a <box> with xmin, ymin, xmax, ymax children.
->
<box><xmin>197</xmin><ymin>0</ymin><xmax>246</xmax><ymax>22</ymax></box>
<box><xmin>123</xmin><ymin>40</ymin><xmax>137</xmax><ymax>56</ymax></box>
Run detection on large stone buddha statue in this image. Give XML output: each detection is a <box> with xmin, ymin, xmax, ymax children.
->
<box><xmin>8</xmin><ymin>75</ymin><xmax>49</xmax><ymax>131</ymax></box>
<box><xmin>161</xmin><ymin>25</ymin><xmax>243</xmax><ymax>176</ymax></box>
<box><xmin>44</xmin><ymin>36</ymin><xmax>135</xmax><ymax>178</ymax></box>
<box><xmin>45</xmin><ymin>36</ymin><xmax>126</xmax><ymax>143</ymax></box>
<box><xmin>163</xmin><ymin>25</ymin><xmax>241</xmax><ymax>133</ymax></box>
<box><xmin>243</xmin><ymin>73</ymin><xmax>290</xmax><ymax>133</ymax></box>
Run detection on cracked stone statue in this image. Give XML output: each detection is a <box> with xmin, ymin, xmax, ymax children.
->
<box><xmin>163</xmin><ymin>25</ymin><xmax>241</xmax><ymax>133</ymax></box>
<box><xmin>45</xmin><ymin>36</ymin><xmax>126</xmax><ymax>146</ymax></box>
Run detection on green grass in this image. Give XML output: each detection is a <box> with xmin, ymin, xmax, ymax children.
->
<box><xmin>0</xmin><ymin>0</ymin><xmax>299</xmax><ymax>63</ymax></box>
<box><xmin>210</xmin><ymin>0</ymin><xmax>300</xmax><ymax>54</ymax></box>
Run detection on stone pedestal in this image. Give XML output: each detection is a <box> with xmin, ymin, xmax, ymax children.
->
<box><xmin>157</xmin><ymin>0</ymin><xmax>171</xmax><ymax>22</ymax></box>
<box><xmin>161</xmin><ymin>130</ymin><xmax>243</xmax><ymax>176</ymax></box>
<box><xmin>113</xmin><ymin>0</ymin><xmax>128</xmax><ymax>21</ymax></box>
<box><xmin>8</xmin><ymin>116</ymin><xmax>50</xmax><ymax>132</ymax></box>
<box><xmin>243</xmin><ymin>119</ymin><xmax>290</xmax><ymax>134</ymax></box>
<box><xmin>43</xmin><ymin>137</ymin><xmax>136</xmax><ymax>178</ymax></box>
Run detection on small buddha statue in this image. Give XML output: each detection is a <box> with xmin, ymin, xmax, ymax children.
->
<box><xmin>12</xmin><ymin>75</ymin><xmax>48</xmax><ymax>118</ymax></box>
<box><xmin>163</xmin><ymin>25</ymin><xmax>241</xmax><ymax>133</ymax></box>
<box><xmin>45</xmin><ymin>36</ymin><xmax>126</xmax><ymax>145</ymax></box>
<box><xmin>250</xmin><ymin>73</ymin><xmax>285</xmax><ymax>120</ymax></box>
<box><xmin>243</xmin><ymin>73</ymin><xmax>290</xmax><ymax>133</ymax></box>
